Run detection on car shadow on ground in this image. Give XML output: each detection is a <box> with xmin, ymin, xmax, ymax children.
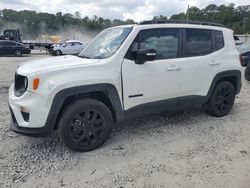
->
<box><xmin>24</xmin><ymin>107</ymin><xmax>208</xmax><ymax>154</ymax></box>
<box><xmin>2</xmin><ymin>106</ymin><xmax>234</xmax><ymax>183</ymax></box>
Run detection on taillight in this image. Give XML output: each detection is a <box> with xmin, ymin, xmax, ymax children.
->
<box><xmin>239</xmin><ymin>54</ymin><xmax>243</xmax><ymax>66</ymax></box>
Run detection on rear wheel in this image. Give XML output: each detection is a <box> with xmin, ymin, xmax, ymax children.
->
<box><xmin>58</xmin><ymin>98</ymin><xmax>113</xmax><ymax>152</ymax></box>
<box><xmin>14</xmin><ymin>50</ymin><xmax>22</xmax><ymax>57</ymax></box>
<box><xmin>245</xmin><ymin>66</ymin><xmax>250</xmax><ymax>81</ymax></box>
<box><xmin>204</xmin><ymin>81</ymin><xmax>235</xmax><ymax>117</ymax></box>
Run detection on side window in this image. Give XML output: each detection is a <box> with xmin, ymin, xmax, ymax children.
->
<box><xmin>3</xmin><ymin>41</ymin><xmax>13</xmax><ymax>45</ymax></box>
<box><xmin>128</xmin><ymin>28</ymin><xmax>180</xmax><ymax>60</ymax></box>
<box><xmin>185</xmin><ymin>29</ymin><xmax>213</xmax><ymax>57</ymax></box>
<box><xmin>65</xmin><ymin>42</ymin><xmax>72</xmax><ymax>46</ymax></box>
<box><xmin>214</xmin><ymin>31</ymin><xmax>224</xmax><ymax>50</ymax></box>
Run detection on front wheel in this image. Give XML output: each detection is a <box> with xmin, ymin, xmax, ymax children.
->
<box><xmin>204</xmin><ymin>81</ymin><xmax>235</xmax><ymax>117</ymax></box>
<box><xmin>58</xmin><ymin>98</ymin><xmax>113</xmax><ymax>152</ymax></box>
<box><xmin>55</xmin><ymin>50</ymin><xmax>62</xmax><ymax>56</ymax></box>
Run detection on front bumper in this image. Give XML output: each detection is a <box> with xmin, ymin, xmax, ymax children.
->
<box><xmin>9</xmin><ymin>104</ymin><xmax>51</xmax><ymax>137</ymax></box>
<box><xmin>8</xmin><ymin>84</ymin><xmax>54</xmax><ymax>137</ymax></box>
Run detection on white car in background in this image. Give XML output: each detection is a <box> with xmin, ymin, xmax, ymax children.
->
<box><xmin>52</xmin><ymin>40</ymin><xmax>86</xmax><ymax>55</ymax></box>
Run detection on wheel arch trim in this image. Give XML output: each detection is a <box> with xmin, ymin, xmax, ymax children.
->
<box><xmin>49</xmin><ymin>84</ymin><xmax>124</xmax><ymax>130</ymax></box>
<box><xmin>207</xmin><ymin>70</ymin><xmax>242</xmax><ymax>99</ymax></box>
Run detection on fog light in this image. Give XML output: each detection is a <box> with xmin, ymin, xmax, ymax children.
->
<box><xmin>20</xmin><ymin>106</ymin><xmax>30</xmax><ymax>113</ymax></box>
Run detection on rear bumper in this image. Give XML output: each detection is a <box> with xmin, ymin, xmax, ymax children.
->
<box><xmin>9</xmin><ymin>104</ymin><xmax>51</xmax><ymax>137</ymax></box>
<box><xmin>23</xmin><ymin>49</ymin><xmax>31</xmax><ymax>54</ymax></box>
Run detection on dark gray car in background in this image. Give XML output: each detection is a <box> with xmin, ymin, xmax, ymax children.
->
<box><xmin>0</xmin><ymin>40</ymin><xmax>31</xmax><ymax>57</ymax></box>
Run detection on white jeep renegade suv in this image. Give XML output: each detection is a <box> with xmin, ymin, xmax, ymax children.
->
<box><xmin>9</xmin><ymin>20</ymin><xmax>243</xmax><ymax>152</ymax></box>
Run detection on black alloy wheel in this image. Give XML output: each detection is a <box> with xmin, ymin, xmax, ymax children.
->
<box><xmin>69</xmin><ymin>110</ymin><xmax>106</xmax><ymax>146</ymax></box>
<box><xmin>204</xmin><ymin>81</ymin><xmax>235</xmax><ymax>117</ymax></box>
<box><xmin>213</xmin><ymin>87</ymin><xmax>234</xmax><ymax>114</ymax></box>
<box><xmin>58</xmin><ymin>99</ymin><xmax>113</xmax><ymax>152</ymax></box>
<box><xmin>245</xmin><ymin>66</ymin><xmax>250</xmax><ymax>81</ymax></box>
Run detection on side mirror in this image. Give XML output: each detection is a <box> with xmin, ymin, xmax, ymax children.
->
<box><xmin>134</xmin><ymin>49</ymin><xmax>156</xmax><ymax>64</ymax></box>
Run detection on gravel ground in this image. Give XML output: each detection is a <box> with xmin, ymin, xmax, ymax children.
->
<box><xmin>0</xmin><ymin>52</ymin><xmax>250</xmax><ymax>188</ymax></box>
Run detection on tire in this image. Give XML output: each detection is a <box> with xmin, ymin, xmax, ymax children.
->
<box><xmin>55</xmin><ymin>50</ymin><xmax>62</xmax><ymax>56</ymax></box>
<box><xmin>204</xmin><ymin>81</ymin><xmax>235</xmax><ymax>117</ymax></box>
<box><xmin>58</xmin><ymin>98</ymin><xmax>113</xmax><ymax>152</ymax></box>
<box><xmin>14</xmin><ymin>50</ymin><xmax>22</xmax><ymax>57</ymax></box>
<box><xmin>245</xmin><ymin>66</ymin><xmax>250</xmax><ymax>81</ymax></box>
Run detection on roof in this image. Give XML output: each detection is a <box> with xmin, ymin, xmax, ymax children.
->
<box><xmin>139</xmin><ymin>20</ymin><xmax>224</xmax><ymax>27</ymax></box>
<box><xmin>110</xmin><ymin>20</ymin><xmax>229</xmax><ymax>32</ymax></box>
<box><xmin>0</xmin><ymin>40</ymin><xmax>23</xmax><ymax>45</ymax></box>
<box><xmin>65</xmin><ymin>40</ymin><xmax>82</xmax><ymax>43</ymax></box>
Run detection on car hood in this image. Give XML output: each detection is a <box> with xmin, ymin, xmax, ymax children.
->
<box><xmin>238</xmin><ymin>48</ymin><xmax>249</xmax><ymax>54</ymax></box>
<box><xmin>53</xmin><ymin>45</ymin><xmax>62</xmax><ymax>50</ymax></box>
<box><xmin>52</xmin><ymin>44</ymin><xmax>60</xmax><ymax>48</ymax></box>
<box><xmin>17</xmin><ymin>55</ymin><xmax>101</xmax><ymax>76</ymax></box>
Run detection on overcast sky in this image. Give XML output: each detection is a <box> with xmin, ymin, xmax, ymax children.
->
<box><xmin>0</xmin><ymin>0</ymin><xmax>249</xmax><ymax>22</ymax></box>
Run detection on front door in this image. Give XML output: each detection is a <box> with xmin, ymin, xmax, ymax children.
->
<box><xmin>122</xmin><ymin>28</ymin><xmax>182</xmax><ymax>111</ymax></box>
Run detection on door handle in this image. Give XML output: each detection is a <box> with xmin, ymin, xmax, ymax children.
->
<box><xmin>209</xmin><ymin>60</ymin><xmax>220</xmax><ymax>66</ymax></box>
<box><xmin>167</xmin><ymin>65</ymin><xmax>181</xmax><ymax>71</ymax></box>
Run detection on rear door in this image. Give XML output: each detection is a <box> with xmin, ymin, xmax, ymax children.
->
<box><xmin>0</xmin><ymin>41</ymin><xmax>5</xmax><ymax>55</ymax></box>
<box><xmin>179</xmin><ymin>28</ymin><xmax>224</xmax><ymax>101</ymax></box>
<box><xmin>2</xmin><ymin>41</ymin><xmax>15</xmax><ymax>54</ymax></box>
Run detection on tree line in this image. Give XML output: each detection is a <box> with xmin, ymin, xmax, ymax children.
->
<box><xmin>0</xmin><ymin>3</ymin><xmax>249</xmax><ymax>39</ymax></box>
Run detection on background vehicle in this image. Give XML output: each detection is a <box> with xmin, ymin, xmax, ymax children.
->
<box><xmin>234</xmin><ymin>35</ymin><xmax>244</xmax><ymax>46</ymax></box>
<box><xmin>238</xmin><ymin>42</ymin><xmax>250</xmax><ymax>66</ymax></box>
<box><xmin>9</xmin><ymin>21</ymin><xmax>243</xmax><ymax>152</ymax></box>
<box><xmin>237</xmin><ymin>42</ymin><xmax>250</xmax><ymax>81</ymax></box>
<box><xmin>245</xmin><ymin>66</ymin><xmax>250</xmax><ymax>81</ymax></box>
<box><xmin>0</xmin><ymin>29</ymin><xmax>57</xmax><ymax>50</ymax></box>
<box><xmin>0</xmin><ymin>40</ymin><xmax>30</xmax><ymax>56</ymax></box>
<box><xmin>51</xmin><ymin>40</ymin><xmax>86</xmax><ymax>55</ymax></box>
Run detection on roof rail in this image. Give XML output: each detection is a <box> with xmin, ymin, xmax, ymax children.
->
<box><xmin>139</xmin><ymin>20</ymin><xmax>225</xmax><ymax>27</ymax></box>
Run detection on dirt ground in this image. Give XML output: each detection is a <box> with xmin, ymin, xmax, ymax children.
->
<box><xmin>0</xmin><ymin>52</ymin><xmax>250</xmax><ymax>188</ymax></box>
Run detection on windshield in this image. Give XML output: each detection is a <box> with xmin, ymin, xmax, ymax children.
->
<box><xmin>79</xmin><ymin>27</ymin><xmax>132</xmax><ymax>59</ymax></box>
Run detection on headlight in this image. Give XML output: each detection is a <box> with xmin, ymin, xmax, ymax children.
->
<box><xmin>14</xmin><ymin>73</ymin><xmax>28</xmax><ymax>97</ymax></box>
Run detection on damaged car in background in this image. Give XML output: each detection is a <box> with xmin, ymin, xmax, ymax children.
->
<box><xmin>50</xmin><ymin>40</ymin><xmax>86</xmax><ymax>56</ymax></box>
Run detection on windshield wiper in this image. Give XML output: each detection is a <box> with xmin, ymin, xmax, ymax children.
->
<box><xmin>79</xmin><ymin>55</ymin><xmax>92</xmax><ymax>59</ymax></box>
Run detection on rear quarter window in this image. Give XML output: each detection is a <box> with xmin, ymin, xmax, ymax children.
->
<box><xmin>214</xmin><ymin>31</ymin><xmax>224</xmax><ymax>50</ymax></box>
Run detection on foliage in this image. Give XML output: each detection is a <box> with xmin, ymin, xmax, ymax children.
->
<box><xmin>170</xmin><ymin>3</ymin><xmax>250</xmax><ymax>34</ymax></box>
<box><xmin>0</xmin><ymin>3</ymin><xmax>249</xmax><ymax>38</ymax></box>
